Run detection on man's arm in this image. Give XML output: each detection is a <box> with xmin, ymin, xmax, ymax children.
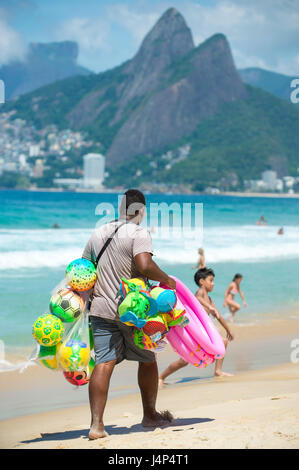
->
<box><xmin>134</xmin><ymin>252</ymin><xmax>176</xmax><ymax>290</ymax></box>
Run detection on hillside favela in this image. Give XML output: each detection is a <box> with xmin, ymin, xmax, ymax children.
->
<box><xmin>0</xmin><ymin>7</ymin><xmax>299</xmax><ymax>195</ymax></box>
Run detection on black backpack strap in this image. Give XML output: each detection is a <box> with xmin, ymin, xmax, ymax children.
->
<box><xmin>94</xmin><ymin>220</ymin><xmax>127</xmax><ymax>268</ymax></box>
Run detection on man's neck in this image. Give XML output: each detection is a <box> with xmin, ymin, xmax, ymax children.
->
<box><xmin>119</xmin><ymin>215</ymin><xmax>140</xmax><ymax>225</ymax></box>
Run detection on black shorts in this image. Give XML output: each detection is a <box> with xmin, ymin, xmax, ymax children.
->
<box><xmin>90</xmin><ymin>316</ymin><xmax>156</xmax><ymax>365</ymax></box>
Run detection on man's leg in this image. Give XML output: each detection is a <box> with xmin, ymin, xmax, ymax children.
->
<box><xmin>138</xmin><ymin>361</ymin><xmax>174</xmax><ymax>427</ymax></box>
<box><xmin>88</xmin><ymin>359</ymin><xmax>117</xmax><ymax>439</ymax></box>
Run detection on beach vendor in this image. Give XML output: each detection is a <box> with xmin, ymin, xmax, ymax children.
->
<box><xmin>223</xmin><ymin>273</ymin><xmax>247</xmax><ymax>323</ymax></box>
<box><xmin>82</xmin><ymin>189</ymin><xmax>176</xmax><ymax>439</ymax></box>
<box><xmin>159</xmin><ymin>268</ymin><xmax>234</xmax><ymax>385</ymax></box>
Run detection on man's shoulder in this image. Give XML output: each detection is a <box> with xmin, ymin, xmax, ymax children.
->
<box><xmin>120</xmin><ymin>222</ymin><xmax>151</xmax><ymax>238</ymax></box>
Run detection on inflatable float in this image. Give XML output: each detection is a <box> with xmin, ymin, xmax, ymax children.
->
<box><xmin>161</xmin><ymin>276</ymin><xmax>225</xmax><ymax>368</ymax></box>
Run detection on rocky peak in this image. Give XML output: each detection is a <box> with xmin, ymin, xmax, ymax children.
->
<box><xmin>107</xmin><ymin>29</ymin><xmax>247</xmax><ymax>166</ymax></box>
<box><xmin>138</xmin><ymin>7</ymin><xmax>194</xmax><ymax>62</ymax></box>
<box><xmin>122</xmin><ymin>7</ymin><xmax>194</xmax><ymax>101</ymax></box>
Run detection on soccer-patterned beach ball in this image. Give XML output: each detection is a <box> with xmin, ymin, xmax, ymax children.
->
<box><xmin>65</xmin><ymin>258</ymin><xmax>97</xmax><ymax>292</ymax></box>
<box><xmin>50</xmin><ymin>288</ymin><xmax>85</xmax><ymax>323</ymax></box>
<box><xmin>39</xmin><ymin>343</ymin><xmax>62</xmax><ymax>370</ymax></box>
<box><xmin>32</xmin><ymin>313</ymin><xmax>64</xmax><ymax>347</ymax></box>
<box><xmin>57</xmin><ymin>339</ymin><xmax>90</xmax><ymax>371</ymax></box>
<box><xmin>63</xmin><ymin>357</ymin><xmax>95</xmax><ymax>386</ymax></box>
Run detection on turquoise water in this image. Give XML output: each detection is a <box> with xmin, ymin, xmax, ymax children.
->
<box><xmin>1</xmin><ymin>190</ymin><xmax>299</xmax><ymax>354</ymax></box>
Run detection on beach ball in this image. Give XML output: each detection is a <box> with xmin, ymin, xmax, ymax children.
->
<box><xmin>39</xmin><ymin>343</ymin><xmax>62</xmax><ymax>370</ymax></box>
<box><xmin>63</xmin><ymin>357</ymin><xmax>95</xmax><ymax>386</ymax></box>
<box><xmin>50</xmin><ymin>288</ymin><xmax>84</xmax><ymax>323</ymax></box>
<box><xmin>32</xmin><ymin>313</ymin><xmax>64</xmax><ymax>347</ymax></box>
<box><xmin>57</xmin><ymin>339</ymin><xmax>90</xmax><ymax>371</ymax></box>
<box><xmin>65</xmin><ymin>258</ymin><xmax>97</xmax><ymax>292</ymax></box>
<box><xmin>150</xmin><ymin>287</ymin><xmax>176</xmax><ymax>313</ymax></box>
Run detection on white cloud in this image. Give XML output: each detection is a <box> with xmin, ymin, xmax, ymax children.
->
<box><xmin>0</xmin><ymin>7</ymin><xmax>27</xmax><ymax>65</ymax></box>
<box><xmin>54</xmin><ymin>15</ymin><xmax>112</xmax><ymax>71</ymax></box>
<box><xmin>179</xmin><ymin>0</ymin><xmax>299</xmax><ymax>74</ymax></box>
<box><xmin>107</xmin><ymin>4</ymin><xmax>160</xmax><ymax>44</ymax></box>
<box><xmin>56</xmin><ymin>16</ymin><xmax>110</xmax><ymax>52</ymax></box>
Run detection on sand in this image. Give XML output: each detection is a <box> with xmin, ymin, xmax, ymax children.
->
<box><xmin>1</xmin><ymin>316</ymin><xmax>299</xmax><ymax>449</ymax></box>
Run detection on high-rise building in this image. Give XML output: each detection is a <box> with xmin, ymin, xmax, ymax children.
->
<box><xmin>83</xmin><ymin>153</ymin><xmax>105</xmax><ymax>188</ymax></box>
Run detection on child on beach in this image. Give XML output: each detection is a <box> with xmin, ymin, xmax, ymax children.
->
<box><xmin>223</xmin><ymin>274</ymin><xmax>247</xmax><ymax>323</ymax></box>
<box><xmin>159</xmin><ymin>268</ymin><xmax>234</xmax><ymax>386</ymax></box>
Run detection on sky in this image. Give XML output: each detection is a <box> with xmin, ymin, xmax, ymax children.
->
<box><xmin>0</xmin><ymin>0</ymin><xmax>298</xmax><ymax>76</ymax></box>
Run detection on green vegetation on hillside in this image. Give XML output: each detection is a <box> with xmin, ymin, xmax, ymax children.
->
<box><xmin>106</xmin><ymin>86</ymin><xmax>299</xmax><ymax>190</ymax></box>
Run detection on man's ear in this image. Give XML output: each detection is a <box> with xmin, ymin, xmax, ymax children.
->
<box><xmin>139</xmin><ymin>206</ymin><xmax>145</xmax><ymax>219</ymax></box>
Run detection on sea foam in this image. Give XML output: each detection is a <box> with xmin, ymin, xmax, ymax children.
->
<box><xmin>1</xmin><ymin>225</ymin><xmax>299</xmax><ymax>270</ymax></box>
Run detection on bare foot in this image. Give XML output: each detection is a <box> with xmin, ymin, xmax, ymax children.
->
<box><xmin>89</xmin><ymin>423</ymin><xmax>109</xmax><ymax>440</ymax></box>
<box><xmin>214</xmin><ymin>371</ymin><xmax>234</xmax><ymax>377</ymax></box>
<box><xmin>158</xmin><ymin>378</ymin><xmax>165</xmax><ymax>388</ymax></box>
<box><xmin>142</xmin><ymin>410</ymin><xmax>174</xmax><ymax>428</ymax></box>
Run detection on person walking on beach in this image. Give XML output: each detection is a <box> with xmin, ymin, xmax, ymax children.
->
<box><xmin>159</xmin><ymin>268</ymin><xmax>234</xmax><ymax>385</ymax></box>
<box><xmin>192</xmin><ymin>248</ymin><xmax>206</xmax><ymax>270</ymax></box>
<box><xmin>223</xmin><ymin>274</ymin><xmax>247</xmax><ymax>323</ymax></box>
<box><xmin>82</xmin><ymin>189</ymin><xmax>176</xmax><ymax>439</ymax></box>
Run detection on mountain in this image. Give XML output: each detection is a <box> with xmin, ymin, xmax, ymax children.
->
<box><xmin>1</xmin><ymin>8</ymin><xmax>299</xmax><ymax>190</ymax></box>
<box><xmin>0</xmin><ymin>41</ymin><xmax>92</xmax><ymax>100</ymax></box>
<box><xmin>238</xmin><ymin>67</ymin><xmax>297</xmax><ymax>103</ymax></box>
<box><xmin>2</xmin><ymin>9</ymin><xmax>247</xmax><ymax>165</ymax></box>
<box><xmin>105</xmin><ymin>12</ymin><xmax>247</xmax><ymax>166</ymax></box>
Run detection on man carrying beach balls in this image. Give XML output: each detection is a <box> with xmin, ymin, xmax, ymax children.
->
<box><xmin>82</xmin><ymin>189</ymin><xmax>176</xmax><ymax>439</ymax></box>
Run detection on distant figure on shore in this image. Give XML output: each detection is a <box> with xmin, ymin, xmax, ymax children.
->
<box><xmin>256</xmin><ymin>215</ymin><xmax>267</xmax><ymax>226</ymax></box>
<box><xmin>52</xmin><ymin>223</ymin><xmax>60</xmax><ymax>229</ymax></box>
<box><xmin>192</xmin><ymin>248</ymin><xmax>206</xmax><ymax>270</ymax></box>
<box><xmin>159</xmin><ymin>268</ymin><xmax>234</xmax><ymax>385</ymax></box>
<box><xmin>277</xmin><ymin>227</ymin><xmax>284</xmax><ymax>235</ymax></box>
<box><xmin>223</xmin><ymin>274</ymin><xmax>247</xmax><ymax>323</ymax></box>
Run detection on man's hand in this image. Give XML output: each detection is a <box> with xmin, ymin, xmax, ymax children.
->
<box><xmin>163</xmin><ymin>276</ymin><xmax>176</xmax><ymax>291</ymax></box>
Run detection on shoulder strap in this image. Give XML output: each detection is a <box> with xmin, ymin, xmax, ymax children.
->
<box><xmin>94</xmin><ymin>220</ymin><xmax>127</xmax><ymax>267</ymax></box>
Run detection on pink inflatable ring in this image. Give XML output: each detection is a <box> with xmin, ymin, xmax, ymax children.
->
<box><xmin>160</xmin><ymin>276</ymin><xmax>225</xmax><ymax>368</ymax></box>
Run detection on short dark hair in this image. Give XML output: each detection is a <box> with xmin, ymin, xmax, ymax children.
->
<box><xmin>119</xmin><ymin>189</ymin><xmax>146</xmax><ymax>217</ymax></box>
<box><xmin>194</xmin><ymin>267</ymin><xmax>215</xmax><ymax>286</ymax></box>
<box><xmin>233</xmin><ymin>273</ymin><xmax>243</xmax><ymax>281</ymax></box>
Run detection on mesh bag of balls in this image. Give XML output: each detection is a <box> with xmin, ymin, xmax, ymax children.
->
<box><xmin>31</xmin><ymin>258</ymin><xmax>97</xmax><ymax>386</ymax></box>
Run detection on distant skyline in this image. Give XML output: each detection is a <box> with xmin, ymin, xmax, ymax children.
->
<box><xmin>0</xmin><ymin>0</ymin><xmax>298</xmax><ymax>76</ymax></box>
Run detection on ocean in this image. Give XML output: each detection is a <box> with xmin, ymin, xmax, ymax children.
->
<box><xmin>1</xmin><ymin>190</ymin><xmax>299</xmax><ymax>357</ymax></box>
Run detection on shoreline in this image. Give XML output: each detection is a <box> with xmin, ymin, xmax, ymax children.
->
<box><xmin>1</xmin><ymin>316</ymin><xmax>298</xmax><ymax>421</ymax></box>
<box><xmin>1</xmin><ymin>361</ymin><xmax>299</xmax><ymax>449</ymax></box>
<box><xmin>1</xmin><ymin>187</ymin><xmax>299</xmax><ymax>198</ymax></box>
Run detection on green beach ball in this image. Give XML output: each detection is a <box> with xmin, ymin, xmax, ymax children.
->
<box><xmin>32</xmin><ymin>313</ymin><xmax>64</xmax><ymax>347</ymax></box>
<box><xmin>50</xmin><ymin>288</ymin><xmax>84</xmax><ymax>323</ymax></box>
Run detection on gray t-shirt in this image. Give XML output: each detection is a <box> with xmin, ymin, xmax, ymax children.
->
<box><xmin>82</xmin><ymin>219</ymin><xmax>153</xmax><ymax>321</ymax></box>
